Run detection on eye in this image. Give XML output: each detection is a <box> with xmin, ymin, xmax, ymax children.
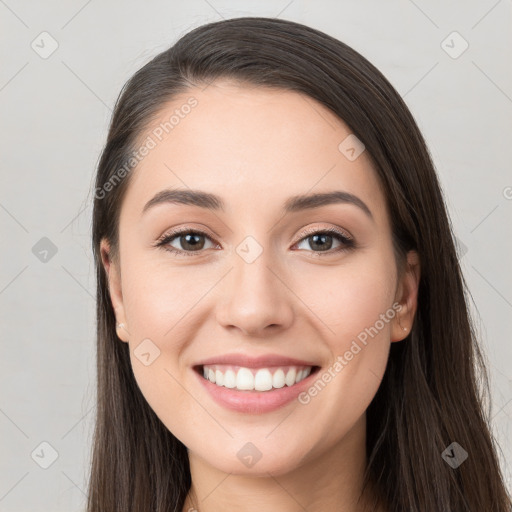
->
<box><xmin>292</xmin><ymin>226</ymin><xmax>355</xmax><ymax>256</ymax></box>
<box><xmin>154</xmin><ymin>229</ymin><xmax>218</xmax><ymax>257</ymax></box>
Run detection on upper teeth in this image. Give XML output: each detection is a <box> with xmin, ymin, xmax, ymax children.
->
<box><xmin>202</xmin><ymin>365</ymin><xmax>312</xmax><ymax>392</ymax></box>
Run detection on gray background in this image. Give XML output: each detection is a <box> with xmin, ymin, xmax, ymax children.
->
<box><xmin>1</xmin><ymin>1</ymin><xmax>511</xmax><ymax>510</ymax></box>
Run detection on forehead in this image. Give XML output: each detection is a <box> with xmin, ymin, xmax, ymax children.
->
<box><xmin>121</xmin><ymin>80</ymin><xmax>387</xmax><ymax>222</ymax></box>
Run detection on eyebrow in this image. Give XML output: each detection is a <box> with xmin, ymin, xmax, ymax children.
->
<box><xmin>142</xmin><ymin>188</ymin><xmax>373</xmax><ymax>219</ymax></box>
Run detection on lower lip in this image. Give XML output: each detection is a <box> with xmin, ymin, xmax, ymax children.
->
<box><xmin>194</xmin><ymin>367</ymin><xmax>319</xmax><ymax>414</ymax></box>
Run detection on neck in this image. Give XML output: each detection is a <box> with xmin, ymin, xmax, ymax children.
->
<box><xmin>183</xmin><ymin>414</ymin><xmax>383</xmax><ymax>512</ymax></box>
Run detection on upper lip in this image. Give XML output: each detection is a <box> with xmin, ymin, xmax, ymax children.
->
<box><xmin>194</xmin><ymin>353</ymin><xmax>319</xmax><ymax>369</ymax></box>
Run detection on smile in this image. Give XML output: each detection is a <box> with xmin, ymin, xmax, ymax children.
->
<box><xmin>200</xmin><ymin>364</ymin><xmax>315</xmax><ymax>392</ymax></box>
<box><xmin>193</xmin><ymin>363</ymin><xmax>321</xmax><ymax>414</ymax></box>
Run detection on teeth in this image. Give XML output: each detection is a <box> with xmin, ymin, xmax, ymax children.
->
<box><xmin>254</xmin><ymin>369</ymin><xmax>273</xmax><ymax>391</ymax></box>
<box><xmin>201</xmin><ymin>365</ymin><xmax>313</xmax><ymax>392</ymax></box>
<box><xmin>236</xmin><ymin>367</ymin><xmax>254</xmax><ymax>390</ymax></box>
<box><xmin>285</xmin><ymin>368</ymin><xmax>296</xmax><ymax>386</ymax></box>
<box><xmin>224</xmin><ymin>369</ymin><xmax>236</xmax><ymax>388</ymax></box>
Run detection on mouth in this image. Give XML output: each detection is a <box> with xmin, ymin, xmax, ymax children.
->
<box><xmin>193</xmin><ymin>364</ymin><xmax>322</xmax><ymax>393</ymax></box>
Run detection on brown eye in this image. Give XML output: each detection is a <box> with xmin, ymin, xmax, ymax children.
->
<box><xmin>174</xmin><ymin>232</ymin><xmax>207</xmax><ymax>251</ymax></box>
<box><xmin>294</xmin><ymin>228</ymin><xmax>355</xmax><ymax>255</ymax></box>
<box><xmin>156</xmin><ymin>230</ymin><xmax>217</xmax><ymax>256</ymax></box>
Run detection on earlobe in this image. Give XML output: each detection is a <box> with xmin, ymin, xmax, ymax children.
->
<box><xmin>115</xmin><ymin>322</ymin><xmax>130</xmax><ymax>342</ymax></box>
<box><xmin>100</xmin><ymin>238</ymin><xmax>129</xmax><ymax>343</ymax></box>
<box><xmin>391</xmin><ymin>250</ymin><xmax>421</xmax><ymax>342</ymax></box>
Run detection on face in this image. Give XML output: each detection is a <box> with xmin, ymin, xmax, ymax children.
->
<box><xmin>101</xmin><ymin>80</ymin><xmax>420</xmax><ymax>477</ymax></box>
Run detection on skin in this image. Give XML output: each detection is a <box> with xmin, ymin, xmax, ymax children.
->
<box><xmin>100</xmin><ymin>80</ymin><xmax>420</xmax><ymax>512</ymax></box>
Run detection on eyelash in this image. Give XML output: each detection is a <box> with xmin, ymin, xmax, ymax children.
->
<box><xmin>154</xmin><ymin>226</ymin><xmax>356</xmax><ymax>258</ymax></box>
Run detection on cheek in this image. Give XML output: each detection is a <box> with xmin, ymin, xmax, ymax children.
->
<box><xmin>287</xmin><ymin>256</ymin><xmax>396</xmax><ymax>437</ymax></box>
<box><xmin>119</xmin><ymin>254</ymin><xmax>201</xmax><ymax>425</ymax></box>
<box><xmin>289</xmin><ymin>254</ymin><xmax>396</xmax><ymax>419</ymax></box>
<box><xmin>120</xmin><ymin>247</ymin><xmax>208</xmax><ymax>339</ymax></box>
<box><xmin>118</xmin><ymin>251</ymin><xmax>216</xmax><ymax>416</ymax></box>
<box><xmin>291</xmin><ymin>251</ymin><xmax>397</xmax><ymax>345</ymax></box>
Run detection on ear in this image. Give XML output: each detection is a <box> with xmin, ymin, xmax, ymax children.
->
<box><xmin>391</xmin><ymin>250</ymin><xmax>421</xmax><ymax>342</ymax></box>
<box><xmin>100</xmin><ymin>238</ymin><xmax>129</xmax><ymax>343</ymax></box>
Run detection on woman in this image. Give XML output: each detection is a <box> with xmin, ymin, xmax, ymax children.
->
<box><xmin>88</xmin><ymin>16</ymin><xmax>511</xmax><ymax>511</ymax></box>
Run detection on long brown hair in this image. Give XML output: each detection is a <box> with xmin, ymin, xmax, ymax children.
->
<box><xmin>88</xmin><ymin>16</ymin><xmax>511</xmax><ymax>511</ymax></box>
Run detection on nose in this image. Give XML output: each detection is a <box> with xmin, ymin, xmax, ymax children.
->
<box><xmin>215</xmin><ymin>247</ymin><xmax>294</xmax><ymax>338</ymax></box>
